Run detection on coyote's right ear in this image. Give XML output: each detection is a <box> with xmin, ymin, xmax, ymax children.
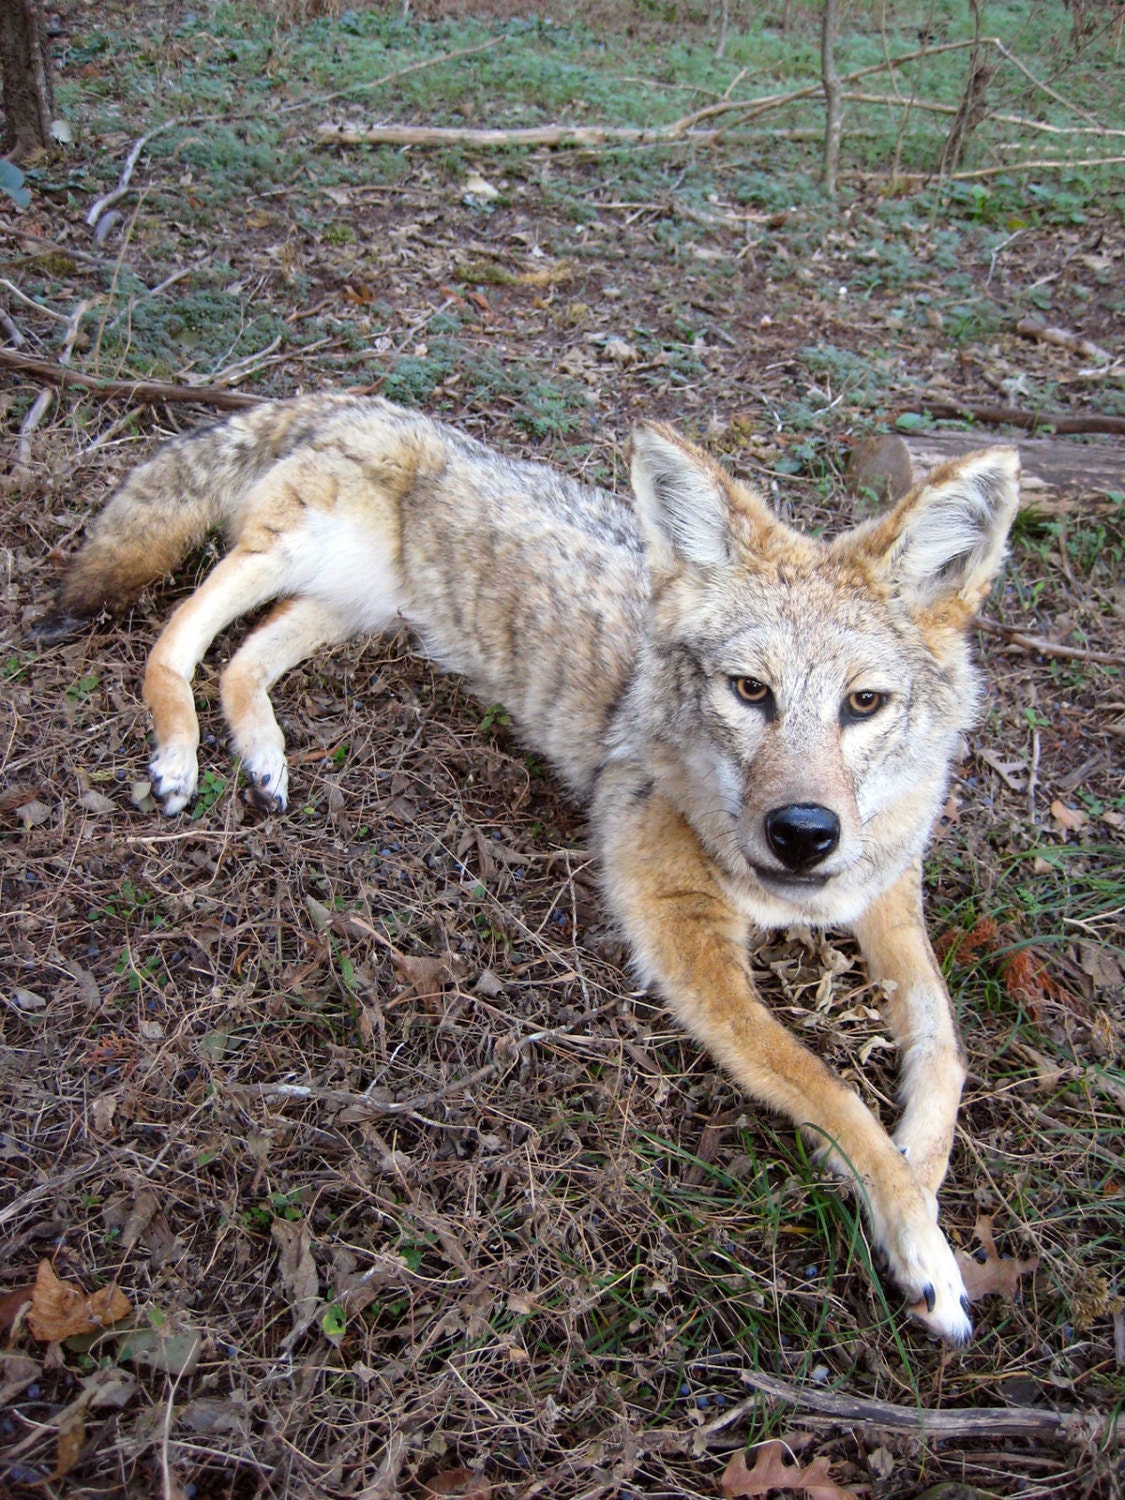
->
<box><xmin>630</xmin><ymin>426</ymin><xmax>736</xmax><ymax>570</ymax></box>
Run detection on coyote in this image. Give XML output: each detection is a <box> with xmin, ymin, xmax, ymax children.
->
<box><xmin>38</xmin><ymin>396</ymin><xmax>1021</xmax><ymax>1343</ymax></box>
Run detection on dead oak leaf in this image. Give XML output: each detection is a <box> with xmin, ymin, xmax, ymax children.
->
<box><xmin>722</xmin><ymin>1441</ymin><xmax>858</xmax><ymax>1500</ymax></box>
<box><xmin>27</xmin><ymin>1260</ymin><xmax>131</xmax><ymax>1343</ymax></box>
<box><xmin>955</xmin><ymin>1215</ymin><xmax>1038</xmax><ymax>1304</ymax></box>
<box><xmin>420</xmin><ymin>1470</ymin><xmax>491</xmax><ymax>1500</ymax></box>
<box><xmin>271</xmin><ymin>1218</ymin><xmax>320</xmax><ymax>1346</ymax></box>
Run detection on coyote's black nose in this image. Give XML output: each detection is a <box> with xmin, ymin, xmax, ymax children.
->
<box><xmin>764</xmin><ymin>803</ymin><xmax>840</xmax><ymax>872</ymax></box>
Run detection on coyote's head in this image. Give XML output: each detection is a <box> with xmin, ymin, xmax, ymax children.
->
<box><xmin>625</xmin><ymin>427</ymin><xmax>1020</xmax><ymax>930</ymax></box>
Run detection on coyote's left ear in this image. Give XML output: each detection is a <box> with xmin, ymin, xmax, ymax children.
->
<box><xmin>858</xmin><ymin>447</ymin><xmax>1020</xmax><ymax>611</ymax></box>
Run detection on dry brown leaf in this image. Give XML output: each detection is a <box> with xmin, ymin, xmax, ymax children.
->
<box><xmin>53</xmin><ymin>1397</ymin><xmax>88</xmax><ymax>1479</ymax></box>
<box><xmin>26</xmin><ymin>1260</ymin><xmax>132</xmax><ymax>1342</ymax></box>
<box><xmin>271</xmin><ymin>1218</ymin><xmax>319</xmax><ymax>1344</ymax></box>
<box><xmin>121</xmin><ymin>1188</ymin><xmax>160</xmax><ymax>1251</ymax></box>
<box><xmin>420</xmin><ymin>1470</ymin><xmax>491</xmax><ymax>1500</ymax></box>
<box><xmin>0</xmin><ymin>1283</ymin><xmax>35</xmax><ymax>1336</ymax></box>
<box><xmin>50</xmin><ymin>1368</ymin><xmax>135</xmax><ymax>1479</ymax></box>
<box><xmin>722</xmin><ymin>1441</ymin><xmax>858</xmax><ymax>1500</ymax></box>
<box><xmin>392</xmin><ymin>951</ymin><xmax>453</xmax><ymax>1003</ymax></box>
<box><xmin>1051</xmin><ymin>798</ymin><xmax>1089</xmax><ymax>833</ymax></box>
<box><xmin>955</xmin><ymin>1214</ymin><xmax>1038</xmax><ymax>1304</ymax></box>
<box><xmin>0</xmin><ymin>1351</ymin><xmax>41</xmax><ymax>1406</ymax></box>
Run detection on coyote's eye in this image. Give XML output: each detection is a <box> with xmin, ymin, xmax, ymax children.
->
<box><xmin>731</xmin><ymin>676</ymin><xmax>771</xmax><ymax>706</ymax></box>
<box><xmin>844</xmin><ymin>689</ymin><xmax>887</xmax><ymax>720</ymax></box>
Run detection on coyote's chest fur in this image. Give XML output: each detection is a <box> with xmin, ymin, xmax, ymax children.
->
<box><xmin>40</xmin><ymin>394</ymin><xmax>1021</xmax><ymax>1345</ymax></box>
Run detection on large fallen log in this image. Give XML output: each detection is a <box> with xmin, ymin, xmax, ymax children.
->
<box><xmin>848</xmin><ymin>431</ymin><xmax>1124</xmax><ymax>505</ymax></box>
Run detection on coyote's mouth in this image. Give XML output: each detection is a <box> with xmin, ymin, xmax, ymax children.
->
<box><xmin>749</xmin><ymin>863</ymin><xmax>833</xmax><ymax>891</ymax></box>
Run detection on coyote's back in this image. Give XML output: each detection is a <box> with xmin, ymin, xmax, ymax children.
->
<box><xmin>39</xmin><ymin>394</ymin><xmax>1022</xmax><ymax>1346</ymax></box>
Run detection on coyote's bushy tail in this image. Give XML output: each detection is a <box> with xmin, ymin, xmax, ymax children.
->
<box><xmin>34</xmin><ymin>395</ymin><xmax>349</xmax><ymax>642</ymax></box>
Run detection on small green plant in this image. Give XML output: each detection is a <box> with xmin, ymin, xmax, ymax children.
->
<box><xmin>479</xmin><ymin>703</ymin><xmax>511</xmax><ymax>733</ymax></box>
<box><xmin>191</xmin><ymin>768</ymin><xmax>229</xmax><ymax>817</ymax></box>
<box><xmin>67</xmin><ymin>673</ymin><xmax>101</xmax><ymax>701</ymax></box>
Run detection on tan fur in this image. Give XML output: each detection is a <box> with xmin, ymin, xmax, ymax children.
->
<box><xmin>38</xmin><ymin>396</ymin><xmax>1022</xmax><ymax>1343</ymax></box>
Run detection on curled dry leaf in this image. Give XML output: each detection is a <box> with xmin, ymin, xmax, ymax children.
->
<box><xmin>420</xmin><ymin>1469</ymin><xmax>491</xmax><ymax>1500</ymax></box>
<box><xmin>722</xmin><ymin>1440</ymin><xmax>858</xmax><ymax>1500</ymax></box>
<box><xmin>27</xmin><ymin>1260</ymin><xmax>132</xmax><ymax>1343</ymax></box>
<box><xmin>0</xmin><ymin>1284</ymin><xmax>36</xmax><ymax>1336</ymax></box>
<box><xmin>272</xmin><ymin>1218</ymin><xmax>320</xmax><ymax>1344</ymax></box>
<box><xmin>1050</xmin><ymin>798</ymin><xmax>1089</xmax><ymax>834</ymax></box>
<box><xmin>955</xmin><ymin>1214</ymin><xmax>1038</xmax><ymax>1304</ymax></box>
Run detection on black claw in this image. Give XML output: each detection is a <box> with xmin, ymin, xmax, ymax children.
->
<box><xmin>923</xmin><ymin>1283</ymin><xmax>936</xmax><ymax>1313</ymax></box>
<box><xmin>246</xmin><ymin>781</ymin><xmax>283</xmax><ymax>814</ymax></box>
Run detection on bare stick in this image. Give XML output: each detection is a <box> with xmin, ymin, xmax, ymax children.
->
<box><xmin>701</xmin><ymin>1369</ymin><xmax>1114</xmax><ymax>1442</ymax></box>
<box><xmin>0</xmin><ymin>346</ymin><xmax>263</xmax><ymax>410</ymax></box>
<box><xmin>883</xmin><ymin>153</ymin><xmax>1125</xmax><ymax>183</ymax></box>
<box><xmin>974</xmin><ymin>617</ymin><xmax>1125</xmax><ymax>669</ymax></box>
<box><xmin>990</xmin><ymin>38</ymin><xmax>1102</xmax><ymax>127</ymax></box>
<box><xmin>15</xmin><ymin>298</ymin><xmax>98</xmax><ymax>468</ymax></box>
<box><xmin>1017</xmin><ymin>314</ymin><xmax>1111</xmax><ymax>365</ymax></box>
<box><xmin>85</xmin><ymin>120</ymin><xmax>181</xmax><ymax>229</ymax></box>
<box><xmin>0</xmin><ymin>277</ymin><xmax>73</xmax><ymax>322</ymax></box>
<box><xmin>901</xmin><ymin>396</ymin><xmax>1125</xmax><ymax>436</ymax></box>
<box><xmin>277</xmin><ymin>37</ymin><xmax>503</xmax><ymax>114</ymax></box>
<box><xmin>317</xmin><ymin>121</ymin><xmax>733</xmax><ymax>149</ymax></box>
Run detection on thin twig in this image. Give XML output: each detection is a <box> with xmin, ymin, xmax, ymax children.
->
<box><xmin>880</xmin><ymin>153</ymin><xmax>1125</xmax><ymax>183</ymax></box>
<box><xmin>278</xmin><ymin>37</ymin><xmax>503</xmax><ymax>114</ymax></box>
<box><xmin>85</xmin><ymin>120</ymin><xmax>182</xmax><ymax>229</ymax></box>
<box><xmin>0</xmin><ymin>278</ymin><xmax>73</xmax><ymax>322</ymax></box>
<box><xmin>701</xmin><ymin>1369</ymin><xmax>1115</xmax><ymax>1442</ymax></box>
<box><xmin>974</xmin><ymin>616</ymin><xmax>1125</xmax><ymax>668</ymax></box>
<box><xmin>16</xmin><ymin>298</ymin><xmax>98</xmax><ymax>469</ymax></box>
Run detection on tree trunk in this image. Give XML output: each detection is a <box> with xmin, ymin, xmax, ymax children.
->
<box><xmin>820</xmin><ymin>0</ymin><xmax>842</xmax><ymax>195</ymax></box>
<box><xmin>0</xmin><ymin>0</ymin><xmax>55</xmax><ymax>161</ymax></box>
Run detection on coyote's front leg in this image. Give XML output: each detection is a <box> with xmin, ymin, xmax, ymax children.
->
<box><xmin>596</xmin><ymin>781</ymin><xmax>972</xmax><ymax>1344</ymax></box>
<box><xmin>852</xmin><ymin>862</ymin><xmax>966</xmax><ymax>1213</ymax></box>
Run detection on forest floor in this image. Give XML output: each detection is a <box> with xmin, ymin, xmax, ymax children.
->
<box><xmin>1</xmin><ymin>3</ymin><xmax>1123</xmax><ymax>1497</ymax></box>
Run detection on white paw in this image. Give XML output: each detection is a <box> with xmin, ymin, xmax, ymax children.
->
<box><xmin>882</xmin><ymin>1212</ymin><xmax>973</xmax><ymax>1345</ymax></box>
<box><xmin>149</xmin><ymin>742</ymin><xmax>199</xmax><ymax>816</ymax></box>
<box><xmin>239</xmin><ymin>743</ymin><xmax>289</xmax><ymax>814</ymax></box>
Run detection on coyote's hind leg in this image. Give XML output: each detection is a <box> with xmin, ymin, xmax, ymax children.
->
<box><xmin>144</xmin><ymin>547</ymin><xmax>288</xmax><ymax>813</ymax></box>
<box><xmin>220</xmin><ymin>595</ymin><xmax>356</xmax><ymax>813</ymax></box>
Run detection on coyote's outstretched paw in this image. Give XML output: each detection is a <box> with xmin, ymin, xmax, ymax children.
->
<box><xmin>882</xmin><ymin>1213</ymin><xmax>973</xmax><ymax>1345</ymax></box>
<box><xmin>149</xmin><ymin>742</ymin><xmax>199</xmax><ymax>816</ymax></box>
<box><xmin>241</xmin><ymin>747</ymin><xmax>289</xmax><ymax>815</ymax></box>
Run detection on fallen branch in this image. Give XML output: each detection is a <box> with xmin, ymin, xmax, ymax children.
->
<box><xmin>317</xmin><ymin>39</ymin><xmax>989</xmax><ymax>153</ymax></box>
<box><xmin>0</xmin><ymin>347</ymin><xmax>263</xmax><ymax>411</ymax></box>
<box><xmin>879</xmin><ymin>152</ymin><xmax>1125</xmax><ymax>183</ymax></box>
<box><xmin>903</xmin><ymin>397</ymin><xmax>1125</xmax><ymax>436</ymax></box>
<box><xmin>1017</xmin><ymin>314</ymin><xmax>1112</xmax><ymax>365</ymax></box>
<box><xmin>701</xmin><ymin>1369</ymin><xmax>1115</xmax><ymax>1443</ymax></box>
<box><xmin>973</xmin><ymin>616</ymin><xmax>1125</xmax><ymax>669</ymax></box>
<box><xmin>318</xmin><ymin>120</ymin><xmax>735</xmax><ymax>149</ymax></box>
